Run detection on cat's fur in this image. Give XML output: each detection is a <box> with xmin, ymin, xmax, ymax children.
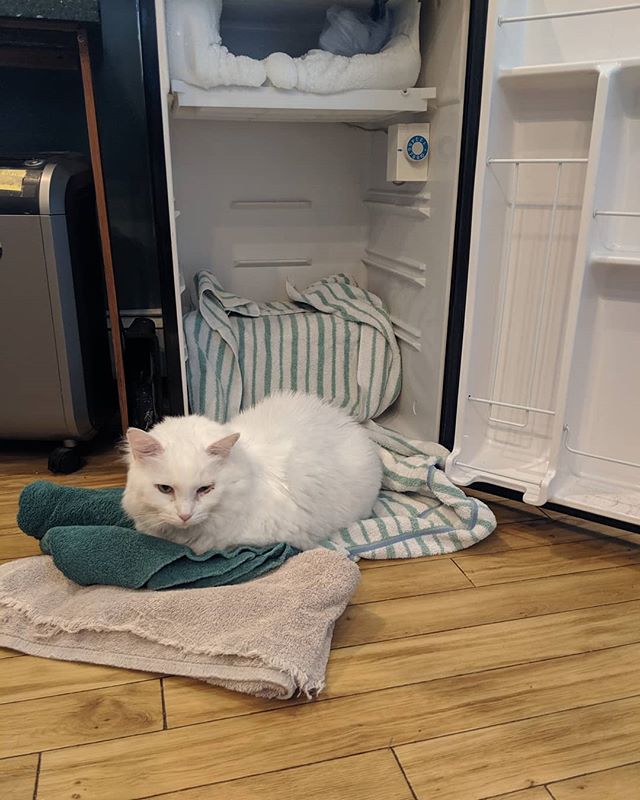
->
<box><xmin>122</xmin><ymin>392</ymin><xmax>382</xmax><ymax>554</ymax></box>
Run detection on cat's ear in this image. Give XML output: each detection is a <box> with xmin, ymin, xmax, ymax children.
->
<box><xmin>126</xmin><ymin>428</ymin><xmax>164</xmax><ymax>460</ymax></box>
<box><xmin>206</xmin><ymin>432</ymin><xmax>240</xmax><ymax>459</ymax></box>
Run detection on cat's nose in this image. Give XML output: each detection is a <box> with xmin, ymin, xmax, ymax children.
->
<box><xmin>178</xmin><ymin>511</ymin><xmax>193</xmax><ymax>522</ymax></box>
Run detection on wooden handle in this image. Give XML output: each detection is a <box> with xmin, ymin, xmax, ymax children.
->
<box><xmin>77</xmin><ymin>30</ymin><xmax>129</xmax><ymax>432</ymax></box>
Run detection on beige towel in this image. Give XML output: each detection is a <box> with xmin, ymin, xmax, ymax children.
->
<box><xmin>0</xmin><ymin>550</ymin><xmax>359</xmax><ymax>699</ymax></box>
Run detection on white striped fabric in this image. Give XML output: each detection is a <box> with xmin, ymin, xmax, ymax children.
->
<box><xmin>323</xmin><ymin>421</ymin><xmax>497</xmax><ymax>559</ymax></box>
<box><xmin>183</xmin><ymin>272</ymin><xmax>401</xmax><ymax>422</ymax></box>
<box><xmin>183</xmin><ymin>272</ymin><xmax>496</xmax><ymax>559</ymax></box>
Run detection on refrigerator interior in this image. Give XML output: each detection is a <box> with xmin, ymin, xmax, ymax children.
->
<box><xmin>154</xmin><ymin>0</ymin><xmax>470</xmax><ymax>442</ymax></box>
<box><xmin>446</xmin><ymin>0</ymin><xmax>640</xmax><ymax>526</ymax></box>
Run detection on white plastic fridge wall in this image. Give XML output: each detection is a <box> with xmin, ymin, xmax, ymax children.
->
<box><xmin>369</xmin><ymin>0</ymin><xmax>470</xmax><ymax>438</ymax></box>
<box><xmin>170</xmin><ymin>120</ymin><xmax>370</xmax><ymax>302</ymax></box>
<box><xmin>447</xmin><ymin>0</ymin><xmax>640</xmax><ymax>525</ymax></box>
<box><xmin>154</xmin><ymin>0</ymin><xmax>470</xmax><ymax>442</ymax></box>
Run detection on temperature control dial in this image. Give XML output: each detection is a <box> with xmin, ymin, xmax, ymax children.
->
<box><xmin>406</xmin><ymin>134</ymin><xmax>429</xmax><ymax>162</ymax></box>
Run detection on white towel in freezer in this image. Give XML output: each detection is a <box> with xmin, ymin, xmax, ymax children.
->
<box><xmin>166</xmin><ymin>0</ymin><xmax>266</xmax><ymax>88</ymax></box>
<box><xmin>165</xmin><ymin>0</ymin><xmax>421</xmax><ymax>93</ymax></box>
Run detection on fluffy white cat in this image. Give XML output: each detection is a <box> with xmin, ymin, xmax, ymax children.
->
<box><xmin>122</xmin><ymin>392</ymin><xmax>382</xmax><ymax>554</ymax></box>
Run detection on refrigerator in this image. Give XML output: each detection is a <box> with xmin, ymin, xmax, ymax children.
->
<box><xmin>141</xmin><ymin>0</ymin><xmax>640</xmax><ymax>532</ymax></box>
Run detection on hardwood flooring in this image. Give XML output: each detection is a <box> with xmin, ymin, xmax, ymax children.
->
<box><xmin>0</xmin><ymin>444</ymin><xmax>638</xmax><ymax>799</ymax></box>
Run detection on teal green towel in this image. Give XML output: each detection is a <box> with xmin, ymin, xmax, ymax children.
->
<box><xmin>39</xmin><ymin>526</ymin><xmax>297</xmax><ymax>590</ymax></box>
<box><xmin>18</xmin><ymin>482</ymin><xmax>133</xmax><ymax>539</ymax></box>
<box><xmin>18</xmin><ymin>481</ymin><xmax>299</xmax><ymax>590</ymax></box>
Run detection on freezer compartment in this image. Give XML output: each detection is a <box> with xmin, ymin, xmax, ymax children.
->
<box><xmin>165</xmin><ymin>0</ymin><xmax>431</xmax><ymax>122</ymax></box>
<box><xmin>447</xmin><ymin>73</ymin><xmax>596</xmax><ymax>502</ymax></box>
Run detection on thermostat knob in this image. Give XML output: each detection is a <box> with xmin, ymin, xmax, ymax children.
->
<box><xmin>406</xmin><ymin>135</ymin><xmax>429</xmax><ymax>162</ymax></box>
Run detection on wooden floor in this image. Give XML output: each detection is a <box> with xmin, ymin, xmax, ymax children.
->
<box><xmin>1</xmin><ymin>446</ymin><xmax>640</xmax><ymax>799</ymax></box>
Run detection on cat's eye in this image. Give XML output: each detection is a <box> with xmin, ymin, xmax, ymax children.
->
<box><xmin>197</xmin><ymin>484</ymin><xmax>214</xmax><ymax>495</ymax></box>
<box><xmin>156</xmin><ymin>484</ymin><xmax>174</xmax><ymax>495</ymax></box>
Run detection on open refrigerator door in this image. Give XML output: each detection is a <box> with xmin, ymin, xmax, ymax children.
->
<box><xmin>446</xmin><ymin>0</ymin><xmax>640</xmax><ymax>528</ymax></box>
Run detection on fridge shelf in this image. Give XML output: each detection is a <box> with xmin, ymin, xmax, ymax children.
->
<box><xmin>594</xmin><ymin>209</ymin><xmax>640</xmax><ymax>218</ymax></box>
<box><xmin>590</xmin><ymin>253</ymin><xmax>640</xmax><ymax>268</ymax></box>
<box><xmin>467</xmin><ymin>397</ymin><xmax>555</xmax><ymax>429</ymax></box>
<box><xmin>552</xmin><ymin>477</ymin><xmax>640</xmax><ymax>524</ymax></box>
<box><xmin>479</xmin><ymin>158</ymin><xmax>581</xmax><ymax>430</ymax></box>
<box><xmin>453</xmin><ymin>462</ymin><xmax>544</xmax><ymax>486</ymax></box>
<box><xmin>498</xmin><ymin>64</ymin><xmax>601</xmax><ymax>86</ymax></box>
<box><xmin>498</xmin><ymin>3</ymin><xmax>640</xmax><ymax>26</ymax></box>
<box><xmin>488</xmin><ymin>158</ymin><xmax>588</xmax><ymax>165</ymax></box>
<box><xmin>593</xmin><ymin>210</ymin><xmax>640</xmax><ymax>253</ymax></box>
<box><xmin>170</xmin><ymin>81</ymin><xmax>435</xmax><ymax>124</ymax></box>
<box><xmin>563</xmin><ymin>426</ymin><xmax>640</xmax><ymax>470</ymax></box>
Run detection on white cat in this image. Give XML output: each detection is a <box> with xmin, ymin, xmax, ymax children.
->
<box><xmin>122</xmin><ymin>392</ymin><xmax>382</xmax><ymax>554</ymax></box>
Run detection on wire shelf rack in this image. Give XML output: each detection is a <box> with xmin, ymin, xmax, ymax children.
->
<box><xmin>470</xmin><ymin>157</ymin><xmax>587</xmax><ymax>427</ymax></box>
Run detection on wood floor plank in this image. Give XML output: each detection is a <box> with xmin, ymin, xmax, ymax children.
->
<box><xmin>0</xmin><ymin>475</ymin><xmax>125</xmax><ymax>495</ymax></box>
<box><xmin>140</xmin><ymin>751</ymin><xmax>414</xmax><ymax>800</ymax></box>
<box><xmin>163</xmin><ymin>677</ymin><xmax>283</xmax><ymax>727</ymax></box>
<box><xmin>395</xmin><ymin>695</ymin><xmax>640</xmax><ymax>800</ymax></box>
<box><xmin>0</xmin><ymin>655</ymin><xmax>154</xmax><ymax>704</ymax></box>
<box><xmin>333</xmin><ymin>563</ymin><xmax>640</xmax><ymax>647</ymax></box>
<box><xmin>351</xmin><ymin>558</ymin><xmax>472</xmax><ymax>604</ymax></box>
<box><xmin>165</xmin><ymin>598</ymin><xmax>640</xmax><ymax>727</ymax></box>
<box><xmin>0</xmin><ymin>466</ymin><xmax>124</xmax><ymax>496</ymax></box>
<box><xmin>328</xmin><ymin>599</ymin><xmax>640</xmax><ymax>699</ymax></box>
<box><xmin>487</xmin><ymin>790</ymin><xmax>554</xmax><ymax>800</ymax></box>
<box><xmin>490</xmin><ymin>505</ymin><xmax>543</xmax><ymax>524</ymax></box>
<box><xmin>548</xmin><ymin>761</ymin><xmax>640</xmax><ymax>799</ymax></box>
<box><xmin>542</xmin><ymin>513</ymin><xmax>640</xmax><ymax>544</ymax></box>
<box><xmin>0</xmin><ymin>681</ymin><xmax>163</xmax><ymax>758</ymax></box>
<box><xmin>36</xmin><ymin>644</ymin><xmax>640</xmax><ymax>800</ymax></box>
<box><xmin>0</xmin><ymin>523</ymin><xmax>20</xmax><ymax>536</ymax></box>
<box><xmin>453</xmin><ymin>539</ymin><xmax>640</xmax><ymax>587</ymax></box>
<box><xmin>0</xmin><ymin>532</ymin><xmax>42</xmax><ymax>560</ymax></box>
<box><xmin>500</xmin><ymin>520</ymin><xmax>593</xmax><ymax>546</ymax></box>
<box><xmin>0</xmin><ymin>647</ymin><xmax>18</xmax><ymax>659</ymax></box>
<box><xmin>0</xmin><ymin>753</ymin><xmax>39</xmax><ymax>800</ymax></box>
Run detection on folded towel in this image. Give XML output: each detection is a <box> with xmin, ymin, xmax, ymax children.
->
<box><xmin>166</xmin><ymin>0</ymin><xmax>266</xmax><ymax>89</ymax></box>
<box><xmin>18</xmin><ymin>481</ymin><xmax>131</xmax><ymax>539</ymax></box>
<box><xmin>166</xmin><ymin>0</ymin><xmax>420</xmax><ymax>94</ymax></box>
<box><xmin>183</xmin><ymin>272</ymin><xmax>401</xmax><ymax>423</ymax></box>
<box><xmin>323</xmin><ymin>421</ymin><xmax>497</xmax><ymax>559</ymax></box>
<box><xmin>266</xmin><ymin>0</ymin><xmax>421</xmax><ymax>94</ymax></box>
<box><xmin>18</xmin><ymin>482</ymin><xmax>299</xmax><ymax>590</ymax></box>
<box><xmin>40</xmin><ymin>526</ymin><xmax>298</xmax><ymax>590</ymax></box>
<box><xmin>0</xmin><ymin>550</ymin><xmax>359</xmax><ymax>698</ymax></box>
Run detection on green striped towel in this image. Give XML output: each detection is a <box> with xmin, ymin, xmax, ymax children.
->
<box><xmin>183</xmin><ymin>271</ymin><xmax>495</xmax><ymax>558</ymax></box>
<box><xmin>323</xmin><ymin>421</ymin><xmax>496</xmax><ymax>559</ymax></box>
<box><xmin>183</xmin><ymin>272</ymin><xmax>401</xmax><ymax>422</ymax></box>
